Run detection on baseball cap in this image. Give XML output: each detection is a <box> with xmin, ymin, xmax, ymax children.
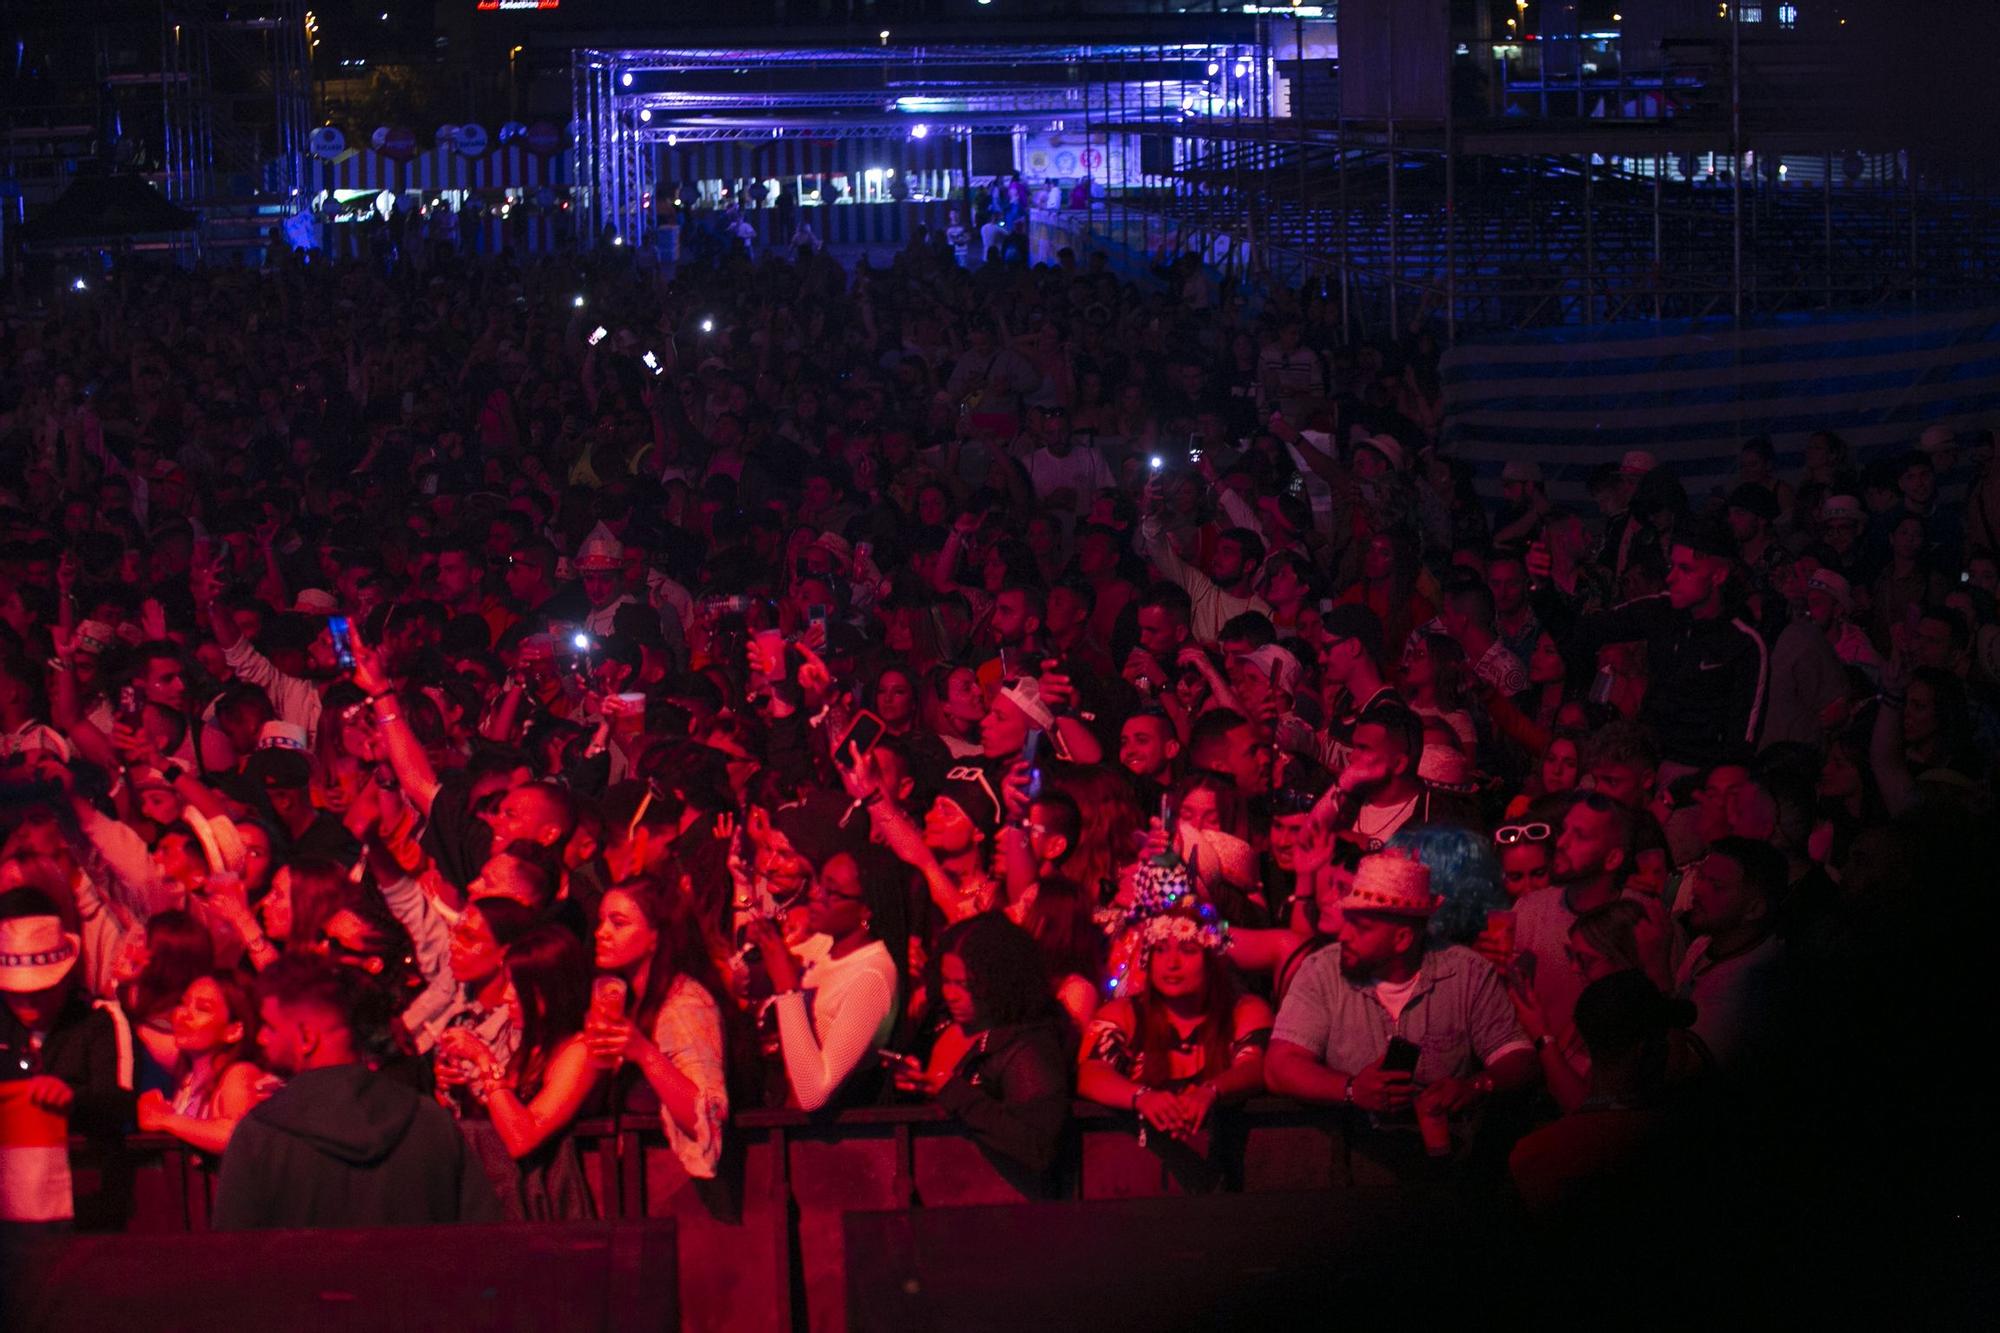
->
<box><xmin>1232</xmin><ymin>644</ymin><xmax>1303</xmax><ymax>696</ymax></box>
<box><xmin>1805</xmin><ymin>568</ymin><xmax>1852</xmax><ymax>611</ymax></box>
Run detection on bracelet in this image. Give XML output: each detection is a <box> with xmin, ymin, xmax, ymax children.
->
<box><xmin>374</xmin><ymin>713</ymin><xmax>401</xmax><ymax>726</ymax></box>
<box><xmin>1129</xmin><ymin>1086</ymin><xmax>1145</xmax><ymax>1111</ymax></box>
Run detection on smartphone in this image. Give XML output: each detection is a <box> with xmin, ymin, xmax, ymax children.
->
<box><xmin>836</xmin><ymin>710</ymin><xmax>886</xmax><ymax>762</ymax></box>
<box><xmin>1022</xmin><ymin>727</ymin><xmax>1046</xmax><ymax>801</ymax></box>
<box><xmin>808</xmin><ymin>604</ymin><xmax>831</xmax><ymax>637</ymax></box>
<box><xmin>588</xmin><ymin>325</ymin><xmax>608</xmax><ymax>346</ymax></box>
<box><xmin>1382</xmin><ymin>1036</ymin><xmax>1422</xmax><ymax>1075</ymax></box>
<box><xmin>590</xmin><ymin>975</ymin><xmax>628</xmax><ymax>1019</ymax></box>
<box><xmin>642</xmin><ymin>350</ymin><xmax>662</xmax><ymax>375</ymax></box>
<box><xmin>327</xmin><ymin>616</ymin><xmax>356</xmax><ymax>671</ymax></box>
<box><xmin>1148</xmin><ymin>455</ymin><xmax>1165</xmax><ymax>472</ymax></box>
<box><xmin>116</xmin><ymin>684</ymin><xmax>146</xmax><ymax>729</ymax></box>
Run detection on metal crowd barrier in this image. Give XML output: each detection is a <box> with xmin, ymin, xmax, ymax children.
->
<box><xmin>80</xmin><ymin>1098</ymin><xmax>1357</xmax><ymax>1333</ymax></box>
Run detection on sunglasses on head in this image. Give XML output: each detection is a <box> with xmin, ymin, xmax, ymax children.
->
<box><xmin>1494</xmin><ymin>822</ymin><xmax>1552</xmax><ymax>846</ymax></box>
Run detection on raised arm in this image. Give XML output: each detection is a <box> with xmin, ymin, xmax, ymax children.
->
<box><xmin>479</xmin><ymin>1038</ymin><xmax>602</xmax><ymax>1159</ymax></box>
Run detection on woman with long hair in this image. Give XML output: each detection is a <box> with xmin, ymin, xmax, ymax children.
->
<box><xmin>866</xmin><ymin>664</ymin><xmax>923</xmax><ymax>739</ymax></box>
<box><xmin>1336</xmin><ymin>528</ymin><xmax>1433</xmax><ymax>663</ymax></box>
<box><xmin>1046</xmin><ymin>763</ymin><xmax>1143</xmax><ymax>908</ymax></box>
<box><xmin>115</xmin><ymin>908</ymin><xmax>216</xmax><ymax>1088</ymax></box>
<box><xmin>1078</xmin><ymin>903</ymin><xmax>1273</xmax><ymax>1166</ymax></box>
<box><xmin>1019</xmin><ymin>874</ymin><xmax>1105</xmax><ymax>1032</ymax></box>
<box><xmin>582</xmin><ymin>878</ymin><xmax>730</xmax><ymax>1178</ymax></box>
<box><xmin>892</xmin><ymin>912</ymin><xmax>1072</xmax><ymax>1188</ymax></box>
<box><xmin>441</xmin><ymin>923</ymin><xmax>602</xmax><ymax>1220</ymax></box>
<box><xmin>1402</xmin><ymin>632</ymin><xmax>1478</xmax><ymax>752</ymax></box>
<box><xmin>134</xmin><ymin>972</ymin><xmax>268</xmax><ymax>1155</ymax></box>
<box><xmin>257</xmin><ymin>857</ymin><xmax>350</xmax><ymax>954</ymax></box>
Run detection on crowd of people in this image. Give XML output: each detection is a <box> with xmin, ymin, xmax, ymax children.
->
<box><xmin>0</xmin><ymin>234</ymin><xmax>1990</xmax><ymax>1264</ymax></box>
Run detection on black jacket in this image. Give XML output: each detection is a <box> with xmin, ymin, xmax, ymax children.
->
<box><xmin>1575</xmin><ymin>594</ymin><xmax>1769</xmax><ymax>768</ymax></box>
<box><xmin>934</xmin><ymin>1018</ymin><xmax>1071</xmax><ymax>1192</ymax></box>
<box><xmin>213</xmin><ymin>1063</ymin><xmax>501</xmax><ymax>1229</ymax></box>
<box><xmin>0</xmin><ymin>988</ymin><xmax>133</xmax><ymax>1140</ymax></box>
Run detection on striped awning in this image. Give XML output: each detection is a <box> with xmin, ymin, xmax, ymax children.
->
<box><xmin>312</xmin><ymin>145</ymin><xmax>571</xmax><ymax>194</ymax></box>
<box><xmin>1442</xmin><ymin>305</ymin><xmax>2000</xmax><ymax>498</ymax></box>
<box><xmin>653</xmin><ymin>135</ymin><xmax>962</xmax><ymax>183</ymax></box>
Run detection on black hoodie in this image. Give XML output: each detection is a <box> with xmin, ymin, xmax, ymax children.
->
<box><xmin>213</xmin><ymin>1063</ymin><xmax>501</xmax><ymax>1229</ymax></box>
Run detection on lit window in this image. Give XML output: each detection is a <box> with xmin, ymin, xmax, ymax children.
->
<box><xmin>1739</xmin><ymin>5</ymin><xmax>1762</xmax><ymax>21</ymax></box>
<box><xmin>1778</xmin><ymin>3</ymin><xmax>1798</xmax><ymax>27</ymax></box>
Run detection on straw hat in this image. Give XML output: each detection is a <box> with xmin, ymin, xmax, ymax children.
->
<box><xmin>0</xmin><ymin>913</ymin><xmax>81</xmax><ymax>993</ymax></box>
<box><xmin>1344</xmin><ymin>849</ymin><xmax>1441</xmax><ymax>918</ymax></box>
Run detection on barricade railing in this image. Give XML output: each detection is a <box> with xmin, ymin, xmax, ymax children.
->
<box><xmin>78</xmin><ymin>1098</ymin><xmax>1355</xmax><ymax>1333</ymax></box>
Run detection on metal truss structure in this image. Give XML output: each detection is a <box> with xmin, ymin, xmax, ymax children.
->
<box><xmin>568</xmin><ymin>15</ymin><xmax>2000</xmax><ymax>341</ymax></box>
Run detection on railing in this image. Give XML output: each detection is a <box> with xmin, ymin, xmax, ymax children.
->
<box><xmin>78</xmin><ymin>1098</ymin><xmax>1359</xmax><ymax>1333</ymax></box>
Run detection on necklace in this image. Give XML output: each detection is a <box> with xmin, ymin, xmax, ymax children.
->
<box><xmin>1354</xmin><ymin>793</ymin><xmax>1420</xmax><ymax>844</ymax></box>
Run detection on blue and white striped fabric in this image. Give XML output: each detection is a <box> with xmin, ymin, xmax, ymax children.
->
<box><xmin>1441</xmin><ymin>306</ymin><xmax>2000</xmax><ymax>500</ymax></box>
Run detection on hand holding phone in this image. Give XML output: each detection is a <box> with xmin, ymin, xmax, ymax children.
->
<box><xmin>328</xmin><ymin>615</ymin><xmax>357</xmax><ymax>671</ymax></box>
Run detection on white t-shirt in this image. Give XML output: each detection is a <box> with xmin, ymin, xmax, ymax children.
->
<box><xmin>1370</xmin><ymin>972</ymin><xmax>1423</xmax><ymax>1023</ymax></box>
<box><xmin>1026</xmin><ymin>445</ymin><xmax>1114</xmax><ymax>516</ymax></box>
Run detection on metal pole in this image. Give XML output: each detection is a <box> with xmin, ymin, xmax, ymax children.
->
<box><xmin>1338</xmin><ymin>103</ymin><xmax>1350</xmax><ymax>342</ymax></box>
<box><xmin>1583</xmin><ymin>153</ymin><xmax>1595</xmax><ymax>326</ymax></box>
<box><xmin>1386</xmin><ymin>1</ymin><xmax>1399</xmax><ymax>336</ymax></box>
<box><xmin>1908</xmin><ymin>150</ymin><xmax>1919</xmax><ymax>309</ymax></box>
<box><xmin>1444</xmin><ymin>33</ymin><xmax>1456</xmax><ymax>345</ymax></box>
<box><xmin>1823</xmin><ymin>149</ymin><xmax>1832</xmax><ymax>309</ymax></box>
<box><xmin>1730</xmin><ymin>1</ymin><xmax>1742</xmax><ymax>325</ymax></box>
<box><xmin>1653</xmin><ymin>157</ymin><xmax>1663</xmax><ymax>323</ymax></box>
<box><xmin>1294</xmin><ymin>12</ymin><xmax>1306</xmax><ymax>268</ymax></box>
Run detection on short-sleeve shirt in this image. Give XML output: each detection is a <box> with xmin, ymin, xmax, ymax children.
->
<box><xmin>1270</xmin><ymin>943</ymin><xmax>1530</xmax><ymax>1089</ymax></box>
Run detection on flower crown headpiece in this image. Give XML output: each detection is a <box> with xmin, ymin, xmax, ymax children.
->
<box><xmin>1136</xmin><ymin>906</ymin><xmax>1229</xmax><ymax>956</ymax></box>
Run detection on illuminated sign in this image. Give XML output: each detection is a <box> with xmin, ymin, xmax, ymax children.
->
<box><xmin>476</xmin><ymin>0</ymin><xmax>559</xmax><ymax>10</ymax></box>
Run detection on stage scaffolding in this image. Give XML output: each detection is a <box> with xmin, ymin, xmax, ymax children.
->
<box><xmin>569</xmin><ymin>34</ymin><xmax>1267</xmax><ymax>253</ymax></box>
<box><xmin>569</xmin><ymin>16</ymin><xmax>2000</xmax><ymax>342</ymax></box>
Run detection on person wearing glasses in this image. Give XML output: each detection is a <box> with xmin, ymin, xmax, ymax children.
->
<box><xmin>743</xmin><ymin>850</ymin><xmax>899</xmax><ymax>1112</ymax></box>
<box><xmin>1493</xmin><ymin>820</ymin><xmax>1555</xmax><ymax>900</ymax></box>
<box><xmin>1511</xmin><ymin>793</ymin><xmax>1639</xmax><ymax>1051</ymax></box>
